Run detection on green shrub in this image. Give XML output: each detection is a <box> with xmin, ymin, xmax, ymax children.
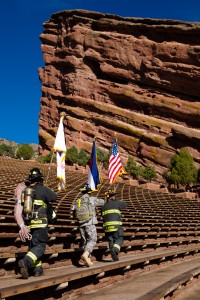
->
<box><xmin>0</xmin><ymin>143</ymin><xmax>15</xmax><ymax>158</ymax></box>
<box><xmin>141</xmin><ymin>165</ymin><xmax>157</xmax><ymax>182</ymax></box>
<box><xmin>36</xmin><ymin>151</ymin><xmax>56</xmax><ymax>164</ymax></box>
<box><xmin>97</xmin><ymin>148</ymin><xmax>109</xmax><ymax>170</ymax></box>
<box><xmin>66</xmin><ymin>146</ymin><xmax>78</xmax><ymax>165</ymax></box>
<box><xmin>78</xmin><ymin>149</ymin><xmax>89</xmax><ymax>167</ymax></box>
<box><xmin>16</xmin><ymin>144</ymin><xmax>34</xmax><ymax>160</ymax></box>
<box><xmin>125</xmin><ymin>157</ymin><xmax>142</xmax><ymax>179</ymax></box>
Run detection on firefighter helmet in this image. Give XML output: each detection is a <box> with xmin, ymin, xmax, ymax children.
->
<box><xmin>28</xmin><ymin>168</ymin><xmax>43</xmax><ymax>182</ymax></box>
<box><xmin>79</xmin><ymin>184</ymin><xmax>92</xmax><ymax>193</ymax></box>
<box><xmin>105</xmin><ymin>189</ymin><xmax>116</xmax><ymax>197</ymax></box>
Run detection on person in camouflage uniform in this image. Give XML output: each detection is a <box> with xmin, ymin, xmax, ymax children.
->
<box><xmin>72</xmin><ymin>184</ymin><xmax>104</xmax><ymax>267</ymax></box>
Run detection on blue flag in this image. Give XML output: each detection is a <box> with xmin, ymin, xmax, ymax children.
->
<box><xmin>87</xmin><ymin>140</ymin><xmax>101</xmax><ymax>191</ymax></box>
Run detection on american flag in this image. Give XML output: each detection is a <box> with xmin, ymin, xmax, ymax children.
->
<box><xmin>109</xmin><ymin>138</ymin><xmax>123</xmax><ymax>184</ymax></box>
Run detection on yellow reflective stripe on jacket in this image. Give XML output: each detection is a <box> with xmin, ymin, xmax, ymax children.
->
<box><xmin>104</xmin><ymin>221</ymin><xmax>122</xmax><ymax>226</ymax></box>
<box><xmin>33</xmin><ymin>200</ymin><xmax>47</xmax><ymax>208</ymax></box>
<box><xmin>29</xmin><ymin>218</ymin><xmax>48</xmax><ymax>229</ymax></box>
<box><xmin>105</xmin><ymin>228</ymin><xmax>118</xmax><ymax>232</ymax></box>
<box><xmin>102</xmin><ymin>209</ymin><xmax>121</xmax><ymax>216</ymax></box>
<box><xmin>29</xmin><ymin>224</ymin><xmax>47</xmax><ymax>229</ymax></box>
<box><xmin>30</xmin><ymin>218</ymin><xmax>47</xmax><ymax>224</ymax></box>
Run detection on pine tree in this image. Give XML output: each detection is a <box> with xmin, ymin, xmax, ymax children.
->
<box><xmin>168</xmin><ymin>149</ymin><xmax>197</xmax><ymax>186</ymax></box>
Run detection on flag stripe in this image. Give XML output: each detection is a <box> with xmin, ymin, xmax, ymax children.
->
<box><xmin>109</xmin><ymin>164</ymin><xmax>122</xmax><ymax>183</ymax></box>
<box><xmin>109</xmin><ymin>154</ymin><xmax>121</xmax><ymax>171</ymax></box>
<box><xmin>109</xmin><ymin>163</ymin><xmax>122</xmax><ymax>182</ymax></box>
<box><xmin>109</xmin><ymin>158</ymin><xmax>121</xmax><ymax>180</ymax></box>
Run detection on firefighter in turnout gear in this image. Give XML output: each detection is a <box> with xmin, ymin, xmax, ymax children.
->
<box><xmin>102</xmin><ymin>189</ymin><xmax>127</xmax><ymax>261</ymax></box>
<box><xmin>14</xmin><ymin>168</ymin><xmax>57</xmax><ymax>279</ymax></box>
<box><xmin>72</xmin><ymin>184</ymin><xmax>104</xmax><ymax>267</ymax></box>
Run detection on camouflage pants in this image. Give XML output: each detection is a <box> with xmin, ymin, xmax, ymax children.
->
<box><xmin>79</xmin><ymin>224</ymin><xmax>97</xmax><ymax>254</ymax></box>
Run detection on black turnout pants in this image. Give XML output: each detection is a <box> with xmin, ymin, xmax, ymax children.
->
<box><xmin>28</xmin><ymin>227</ymin><xmax>48</xmax><ymax>262</ymax></box>
<box><xmin>105</xmin><ymin>227</ymin><xmax>124</xmax><ymax>253</ymax></box>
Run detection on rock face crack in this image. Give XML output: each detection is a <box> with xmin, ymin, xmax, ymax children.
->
<box><xmin>38</xmin><ymin>9</ymin><xmax>200</xmax><ymax>175</ymax></box>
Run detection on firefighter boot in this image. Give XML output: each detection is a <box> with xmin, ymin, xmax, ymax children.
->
<box><xmin>110</xmin><ymin>249</ymin><xmax>119</xmax><ymax>261</ymax></box>
<box><xmin>18</xmin><ymin>258</ymin><xmax>30</xmax><ymax>279</ymax></box>
<box><xmin>81</xmin><ymin>251</ymin><xmax>93</xmax><ymax>267</ymax></box>
<box><xmin>34</xmin><ymin>266</ymin><xmax>44</xmax><ymax>277</ymax></box>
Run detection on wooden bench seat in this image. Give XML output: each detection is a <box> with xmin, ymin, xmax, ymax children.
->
<box><xmin>1</xmin><ymin>245</ymin><xmax>200</xmax><ymax>299</ymax></box>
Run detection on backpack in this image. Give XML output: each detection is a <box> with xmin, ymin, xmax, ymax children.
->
<box><xmin>74</xmin><ymin>195</ymin><xmax>93</xmax><ymax>223</ymax></box>
<box><xmin>47</xmin><ymin>203</ymin><xmax>57</xmax><ymax>224</ymax></box>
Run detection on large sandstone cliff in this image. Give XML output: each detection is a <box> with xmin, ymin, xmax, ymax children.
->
<box><xmin>38</xmin><ymin>10</ymin><xmax>200</xmax><ymax>175</ymax></box>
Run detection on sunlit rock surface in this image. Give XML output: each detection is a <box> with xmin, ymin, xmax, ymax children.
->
<box><xmin>38</xmin><ymin>10</ymin><xmax>200</xmax><ymax>175</ymax></box>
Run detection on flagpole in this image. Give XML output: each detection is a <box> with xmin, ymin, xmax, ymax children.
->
<box><xmin>113</xmin><ymin>132</ymin><xmax>116</xmax><ymax>192</ymax></box>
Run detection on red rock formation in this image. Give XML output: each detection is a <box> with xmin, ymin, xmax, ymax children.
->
<box><xmin>38</xmin><ymin>10</ymin><xmax>200</xmax><ymax>175</ymax></box>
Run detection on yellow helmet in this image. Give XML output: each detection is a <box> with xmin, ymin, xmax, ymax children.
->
<box><xmin>105</xmin><ymin>189</ymin><xmax>116</xmax><ymax>197</ymax></box>
<box><xmin>79</xmin><ymin>184</ymin><xmax>92</xmax><ymax>193</ymax></box>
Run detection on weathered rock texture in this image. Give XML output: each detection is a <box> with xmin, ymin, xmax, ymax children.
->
<box><xmin>38</xmin><ymin>9</ymin><xmax>200</xmax><ymax>175</ymax></box>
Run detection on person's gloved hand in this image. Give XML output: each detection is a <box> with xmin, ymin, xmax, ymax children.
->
<box><xmin>14</xmin><ymin>182</ymin><xmax>26</xmax><ymax>200</ymax></box>
<box><xmin>19</xmin><ymin>225</ymin><xmax>32</xmax><ymax>242</ymax></box>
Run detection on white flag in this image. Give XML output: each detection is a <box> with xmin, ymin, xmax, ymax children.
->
<box><xmin>53</xmin><ymin>116</ymin><xmax>66</xmax><ymax>190</ymax></box>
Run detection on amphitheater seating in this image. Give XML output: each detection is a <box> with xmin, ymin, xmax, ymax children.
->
<box><xmin>1</xmin><ymin>156</ymin><xmax>200</xmax><ymax>299</ymax></box>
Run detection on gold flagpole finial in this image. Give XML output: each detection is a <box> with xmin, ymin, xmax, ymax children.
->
<box><xmin>60</xmin><ymin>112</ymin><xmax>67</xmax><ymax>120</ymax></box>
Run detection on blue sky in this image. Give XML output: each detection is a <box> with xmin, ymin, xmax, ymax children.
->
<box><xmin>0</xmin><ymin>0</ymin><xmax>199</xmax><ymax>145</ymax></box>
